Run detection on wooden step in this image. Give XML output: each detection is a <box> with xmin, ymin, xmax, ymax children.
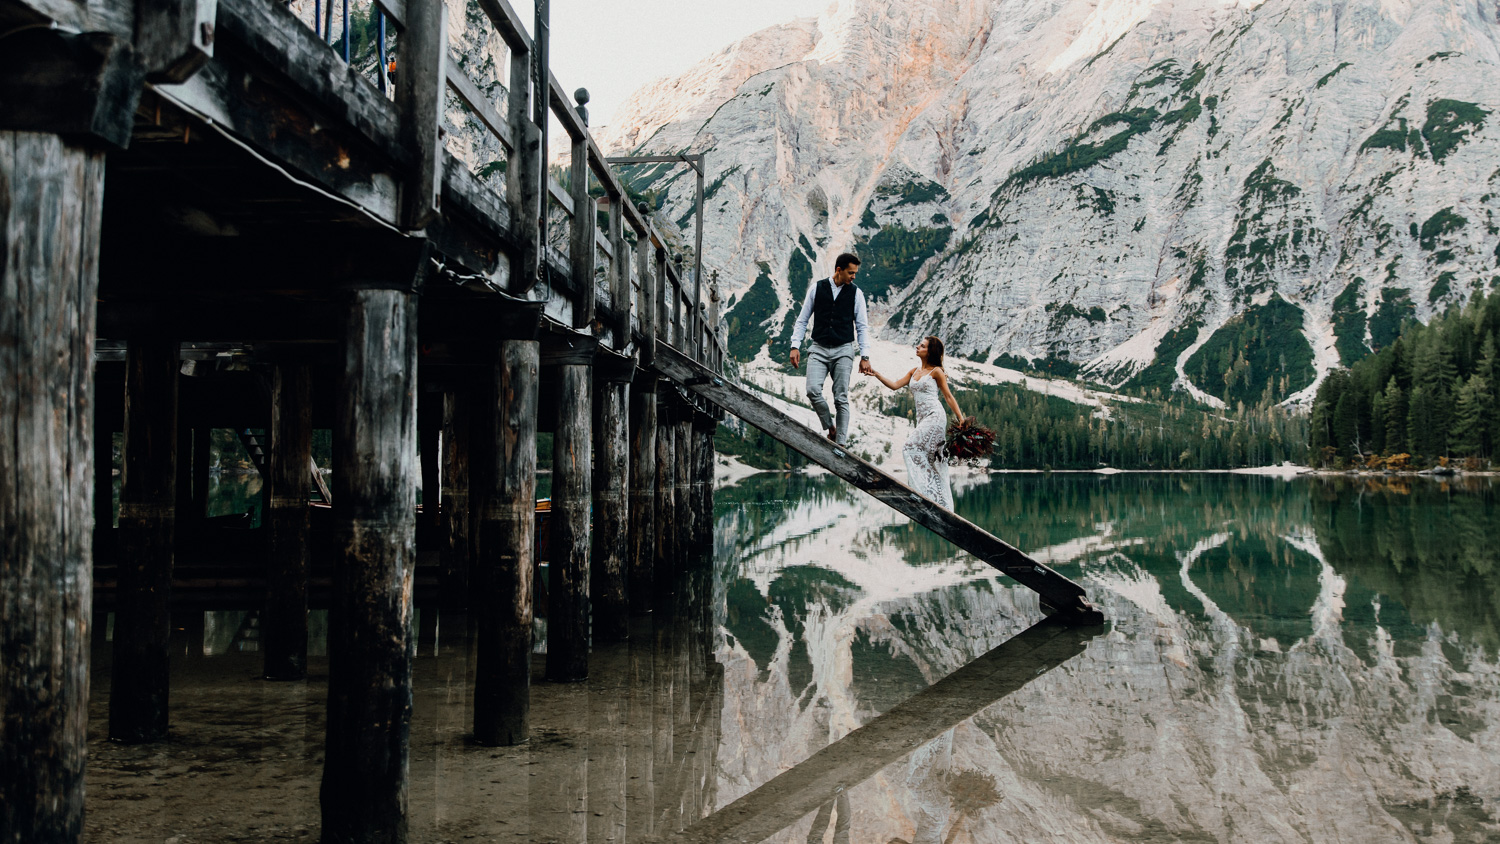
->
<box><xmin>652</xmin><ymin>341</ymin><xmax>1104</xmax><ymax>625</ymax></box>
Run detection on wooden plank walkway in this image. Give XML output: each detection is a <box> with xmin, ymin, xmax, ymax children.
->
<box><xmin>651</xmin><ymin>342</ymin><xmax>1105</xmax><ymax>624</ymax></box>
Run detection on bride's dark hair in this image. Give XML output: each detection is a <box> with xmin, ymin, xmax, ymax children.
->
<box><xmin>924</xmin><ymin>336</ymin><xmax>944</xmax><ymax>366</ymax></box>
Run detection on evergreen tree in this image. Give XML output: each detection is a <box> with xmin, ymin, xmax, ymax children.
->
<box><xmin>1383</xmin><ymin>377</ymin><xmax>1408</xmax><ymax>455</ymax></box>
<box><xmin>1452</xmin><ymin>373</ymin><xmax>1495</xmax><ymax>457</ymax></box>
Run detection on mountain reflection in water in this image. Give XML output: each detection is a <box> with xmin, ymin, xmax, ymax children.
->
<box><xmin>83</xmin><ymin>473</ymin><xmax>1500</xmax><ymax>842</ymax></box>
<box><xmin>717</xmin><ymin>472</ymin><xmax>1500</xmax><ymax>843</ymax></box>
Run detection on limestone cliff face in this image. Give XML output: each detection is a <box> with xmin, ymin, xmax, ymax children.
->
<box><xmin>597</xmin><ymin>0</ymin><xmax>1500</xmax><ymax>405</ymax></box>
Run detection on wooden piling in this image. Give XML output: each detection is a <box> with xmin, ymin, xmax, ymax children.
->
<box><xmin>627</xmin><ymin>376</ymin><xmax>657</xmax><ymax>614</ymax></box>
<box><xmin>591</xmin><ymin>374</ymin><xmax>630</xmax><ymax>640</ymax></box>
<box><xmin>693</xmin><ymin>411</ymin><xmax>717</xmax><ymax>554</ymax></box>
<box><xmin>674</xmin><ymin>410</ymin><xmax>691</xmax><ymax>570</ymax></box>
<box><xmin>265</xmin><ymin>363</ymin><xmax>313</xmax><ymax>681</ymax></box>
<box><xmin>473</xmin><ymin>339</ymin><xmax>538</xmax><ymax>746</ymax></box>
<box><xmin>654</xmin><ymin>393</ymin><xmax>676</xmax><ymax>591</ymax></box>
<box><xmin>191</xmin><ymin>424</ymin><xmax>210</xmax><ymax>517</ymax></box>
<box><xmin>0</xmin><ymin>130</ymin><xmax>102</xmax><ymax>840</ymax></box>
<box><xmin>321</xmin><ymin>288</ymin><xmax>418</xmax><ymax>842</ymax></box>
<box><xmin>418</xmin><ymin>389</ymin><xmax>442</xmax><ymax>535</ymax></box>
<box><xmin>546</xmin><ymin>347</ymin><xmax>593</xmax><ymax>681</ymax></box>
<box><xmin>440</xmin><ymin>391</ymin><xmax>472</xmax><ymax>607</ymax></box>
<box><xmin>110</xmin><ymin>337</ymin><xmax>179</xmax><ymax>743</ymax></box>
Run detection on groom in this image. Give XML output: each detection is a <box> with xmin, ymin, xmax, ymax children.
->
<box><xmin>788</xmin><ymin>252</ymin><xmax>872</xmax><ymax>445</ymax></box>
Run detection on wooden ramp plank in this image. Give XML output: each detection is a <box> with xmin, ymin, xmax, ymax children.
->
<box><xmin>651</xmin><ymin>342</ymin><xmax>1104</xmax><ymax>624</ymax></box>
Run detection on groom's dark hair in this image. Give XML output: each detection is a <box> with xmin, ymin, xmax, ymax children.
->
<box><xmin>924</xmin><ymin>336</ymin><xmax>945</xmax><ymax>367</ymax></box>
<box><xmin>834</xmin><ymin>253</ymin><xmax>861</xmax><ymax>270</ymax></box>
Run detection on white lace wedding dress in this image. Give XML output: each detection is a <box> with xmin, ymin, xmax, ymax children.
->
<box><xmin>903</xmin><ymin>373</ymin><xmax>953</xmax><ymax>510</ymax></box>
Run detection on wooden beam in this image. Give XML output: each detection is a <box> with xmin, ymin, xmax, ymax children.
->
<box><xmin>110</xmin><ymin>337</ymin><xmax>179</xmax><ymax>743</ymax></box>
<box><xmin>264</xmin><ymin>363</ymin><xmax>312</xmax><ymax>681</ymax></box>
<box><xmin>372</xmin><ymin>0</ymin><xmax>405</xmax><ymax>29</ymax></box>
<box><xmin>546</xmin><ymin>72</ymin><xmax>587</xmax><ymax>142</ymax></box>
<box><xmin>0</xmin><ymin>129</ymin><xmax>103</xmax><ymax>838</ymax></box>
<box><xmin>473</xmin><ymin>338</ymin><xmax>538</xmax><ymax>745</ymax></box>
<box><xmin>134</xmin><ymin>0</ymin><xmax>216</xmax><ymax>83</ymax></box>
<box><xmin>548</xmin><ymin>177</ymin><xmax>575</xmax><ymax>216</ymax></box>
<box><xmin>210</xmin><ymin>0</ymin><xmax>405</xmax><ymax>165</ymax></box>
<box><xmin>651</xmin><ymin>342</ymin><xmax>1105</xmax><ymax>624</ymax></box>
<box><xmin>0</xmin><ymin>30</ymin><xmax>144</xmax><ymax>149</ymax></box>
<box><xmin>322</xmin><ymin>287</ymin><xmax>418</xmax><ymax>839</ymax></box>
<box><xmin>474</xmin><ymin>0</ymin><xmax>532</xmax><ymax>52</ymax></box>
<box><xmin>445</xmin><ymin>59</ymin><xmax>515</xmax><ymax>152</ymax></box>
<box><xmin>396</xmin><ymin>0</ymin><xmax>446</xmax><ymax>229</ymax></box>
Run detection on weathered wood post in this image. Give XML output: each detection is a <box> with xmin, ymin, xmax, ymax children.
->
<box><xmin>321</xmin><ymin>287</ymin><xmax>419</xmax><ymax>841</ymax></box>
<box><xmin>110</xmin><ymin>337</ymin><xmax>179</xmax><ymax>743</ymax></box>
<box><xmin>440</xmin><ymin>391</ymin><xmax>472</xmax><ymax>607</ymax></box>
<box><xmin>94</xmin><ymin>404</ymin><xmax>116</xmax><ymax>533</ymax></box>
<box><xmin>693</xmin><ymin>409</ymin><xmax>717</xmax><ymax>554</ymax></box>
<box><xmin>191</xmin><ymin>424</ymin><xmax>211</xmax><ymax>516</ymax></box>
<box><xmin>675</xmin><ymin>405</ymin><xmax>692</xmax><ymax>569</ymax></box>
<box><xmin>418</xmin><ymin>389</ymin><xmax>442</xmax><ymax>536</ymax></box>
<box><xmin>592</xmin><ymin>182</ymin><xmax>633</xmax><ymax>638</ymax></box>
<box><xmin>627</xmin><ymin>373</ymin><xmax>657</xmax><ymax>615</ymax></box>
<box><xmin>265</xmin><ymin>363</ymin><xmax>313</xmax><ymax>681</ymax></box>
<box><xmin>473</xmin><ymin>338</ymin><xmax>539</xmax><ymax>746</ymax></box>
<box><xmin>654</xmin><ymin>390</ymin><xmax>677</xmax><ymax>592</ymax></box>
<box><xmin>591</xmin><ymin>365</ymin><xmax>631</xmax><ymax>640</ymax></box>
<box><xmin>0</xmin><ymin>125</ymin><xmax>109</xmax><ymax>837</ymax></box>
<box><xmin>545</xmin><ymin>336</ymin><xmax>594</xmax><ymax>681</ymax></box>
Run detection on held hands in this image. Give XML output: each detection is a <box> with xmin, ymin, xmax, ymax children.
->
<box><xmin>788</xmin><ymin>349</ymin><xmax>801</xmax><ymax>369</ymax></box>
<box><xmin>858</xmin><ymin>358</ymin><xmax>873</xmax><ymax>375</ymax></box>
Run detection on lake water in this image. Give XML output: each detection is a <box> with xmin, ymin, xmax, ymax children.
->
<box><xmin>85</xmin><ymin>472</ymin><xmax>1500</xmax><ymax>842</ymax></box>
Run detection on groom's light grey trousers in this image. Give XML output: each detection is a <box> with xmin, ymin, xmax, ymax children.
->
<box><xmin>805</xmin><ymin>341</ymin><xmax>857</xmax><ymax>444</ymax></box>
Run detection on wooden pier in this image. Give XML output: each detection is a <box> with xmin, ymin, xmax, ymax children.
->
<box><xmin>0</xmin><ymin>0</ymin><xmax>1099</xmax><ymax>839</ymax></box>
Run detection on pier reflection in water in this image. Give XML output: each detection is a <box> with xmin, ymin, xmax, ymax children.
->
<box><xmin>85</xmin><ymin>473</ymin><xmax>1500</xmax><ymax>842</ymax></box>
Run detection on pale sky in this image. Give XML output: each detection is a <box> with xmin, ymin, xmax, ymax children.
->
<box><xmin>505</xmin><ymin>0</ymin><xmax>832</xmax><ymax>126</ymax></box>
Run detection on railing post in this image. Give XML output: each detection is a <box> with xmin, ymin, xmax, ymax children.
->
<box><xmin>610</xmin><ymin>195</ymin><xmax>629</xmax><ymax>352</ymax></box>
<box><xmin>396</xmin><ymin>0</ymin><xmax>446</xmax><ymax>229</ymax></box>
<box><xmin>531</xmin><ymin>0</ymin><xmax>550</xmax><ymax>266</ymax></box>
<box><xmin>637</xmin><ymin>222</ymin><xmax>656</xmax><ymax>367</ymax></box>
<box><xmin>507</xmin><ymin>31</ymin><xmax>540</xmax><ymax>292</ymax></box>
<box><xmin>692</xmin><ymin>155</ymin><xmax>705</xmax><ymax>359</ymax></box>
<box><xmin>569</xmin><ymin>130</ymin><xmax>593</xmax><ymax>329</ymax></box>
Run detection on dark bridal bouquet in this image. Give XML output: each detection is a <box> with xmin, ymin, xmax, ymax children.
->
<box><xmin>945</xmin><ymin>417</ymin><xmax>996</xmax><ymax>465</ymax></box>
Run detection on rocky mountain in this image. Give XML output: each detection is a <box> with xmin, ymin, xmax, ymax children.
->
<box><xmin>596</xmin><ymin>0</ymin><xmax>1500</xmax><ymax>407</ymax></box>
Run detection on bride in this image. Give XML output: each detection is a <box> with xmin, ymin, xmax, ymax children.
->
<box><xmin>864</xmin><ymin>336</ymin><xmax>967</xmax><ymax>510</ymax></box>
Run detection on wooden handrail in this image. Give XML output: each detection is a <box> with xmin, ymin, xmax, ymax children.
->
<box><xmin>444</xmin><ymin>59</ymin><xmax>515</xmax><ymax>153</ymax></box>
<box><xmin>369</xmin><ymin>0</ymin><xmax>720</xmax><ymax>360</ymax></box>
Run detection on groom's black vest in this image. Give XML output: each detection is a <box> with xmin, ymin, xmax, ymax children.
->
<box><xmin>811</xmin><ymin>278</ymin><xmax>858</xmax><ymax>347</ymax></box>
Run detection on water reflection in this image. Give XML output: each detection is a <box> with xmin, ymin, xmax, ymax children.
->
<box><xmin>715</xmin><ymin>472</ymin><xmax>1500</xmax><ymax>843</ymax></box>
<box><xmin>83</xmin><ymin>472</ymin><xmax>1500</xmax><ymax>842</ymax></box>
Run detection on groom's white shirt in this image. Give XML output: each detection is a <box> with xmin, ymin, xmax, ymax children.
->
<box><xmin>789</xmin><ymin>279</ymin><xmax>871</xmax><ymax>353</ymax></box>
